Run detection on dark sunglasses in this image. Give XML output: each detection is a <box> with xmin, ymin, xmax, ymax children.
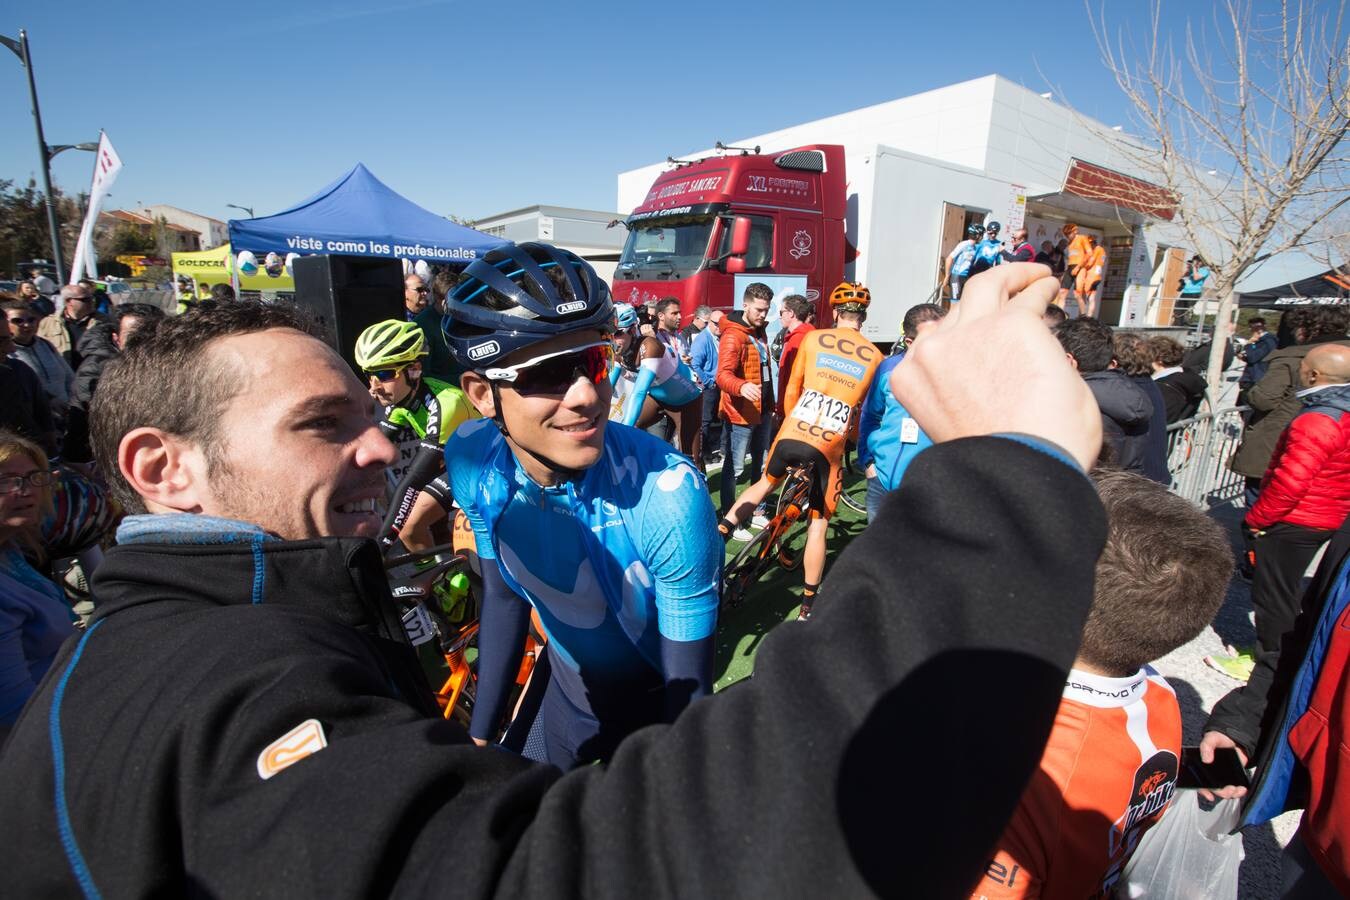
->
<box><xmin>8</xmin><ymin>316</ymin><xmax>36</xmax><ymax>325</ymax></box>
<box><xmin>410</xmin><ymin>286</ymin><xmax>429</xmax><ymax>294</ymax></box>
<box><xmin>484</xmin><ymin>342</ymin><xmax>613</xmax><ymax>396</ymax></box>
<box><xmin>365</xmin><ymin>365</ymin><xmax>410</xmax><ymax>382</ymax></box>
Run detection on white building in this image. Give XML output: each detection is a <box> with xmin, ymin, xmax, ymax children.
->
<box><xmin>618</xmin><ymin>75</ymin><xmax>1201</xmax><ymax>335</ymax></box>
<box><xmin>141</xmin><ymin>205</ymin><xmax>230</xmax><ymax>250</ymax></box>
<box><xmin>472</xmin><ymin>205</ymin><xmax>625</xmax><ymax>284</ymax></box>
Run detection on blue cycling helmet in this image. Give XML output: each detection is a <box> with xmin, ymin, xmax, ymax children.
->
<box><xmin>613</xmin><ymin>304</ymin><xmax>639</xmax><ymax>330</ymax></box>
<box><xmin>966</xmin><ymin>223</ymin><xmax>985</xmax><ymax>238</ymax></box>
<box><xmin>985</xmin><ymin>221</ymin><xmax>1002</xmax><ymax>234</ymax></box>
<box><xmin>442</xmin><ymin>241</ymin><xmax>615</xmax><ymax>369</ymax></box>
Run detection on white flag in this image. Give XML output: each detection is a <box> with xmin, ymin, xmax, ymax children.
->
<box><xmin>69</xmin><ymin>132</ymin><xmax>123</xmax><ymax>285</ymax></box>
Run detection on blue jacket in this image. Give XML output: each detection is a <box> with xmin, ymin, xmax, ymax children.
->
<box><xmin>690</xmin><ymin>327</ymin><xmax>719</xmax><ymax>389</ymax></box>
<box><xmin>858</xmin><ymin>353</ymin><xmax>933</xmax><ymax>491</ymax></box>
<box><xmin>1240</xmin><ymin>332</ymin><xmax>1278</xmax><ymax>386</ymax></box>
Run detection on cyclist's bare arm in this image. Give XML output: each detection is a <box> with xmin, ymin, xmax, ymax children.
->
<box><xmin>399</xmin><ymin>490</ymin><xmax>448</xmax><ymax>554</ymax></box>
<box><xmin>378</xmin><ymin>439</ymin><xmax>444</xmax><ymax>550</ymax></box>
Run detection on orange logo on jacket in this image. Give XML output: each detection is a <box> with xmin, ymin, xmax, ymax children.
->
<box><xmin>257</xmin><ymin>718</ymin><xmax>328</xmax><ymax>780</ymax></box>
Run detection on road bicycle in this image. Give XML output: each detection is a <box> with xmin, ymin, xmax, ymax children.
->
<box><xmin>721</xmin><ymin>462</ymin><xmax>815</xmax><ymax>610</ymax></box>
<box><xmin>384</xmin><ymin>542</ymin><xmax>542</xmax><ymax>731</ymax></box>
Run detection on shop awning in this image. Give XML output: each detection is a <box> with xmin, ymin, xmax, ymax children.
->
<box><xmin>1032</xmin><ymin>159</ymin><xmax>1179</xmax><ymax>224</ymax></box>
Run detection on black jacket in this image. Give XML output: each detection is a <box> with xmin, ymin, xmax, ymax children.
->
<box><xmin>1083</xmin><ymin>369</ymin><xmax>1151</xmax><ymax>473</ymax></box>
<box><xmin>0</xmin><ymin>439</ymin><xmax>1105</xmax><ymax>898</ymax></box>
<box><xmin>1156</xmin><ymin>369</ymin><xmax>1207</xmax><ymax>423</ymax></box>
<box><xmin>63</xmin><ymin>323</ymin><xmax>122</xmax><ymax>463</ymax></box>
<box><xmin>1132</xmin><ymin>374</ymin><xmax>1171</xmax><ymax>484</ymax></box>
<box><xmin>72</xmin><ymin>321</ymin><xmax>119</xmax><ymax>410</ymax></box>
<box><xmin>0</xmin><ymin>355</ymin><xmax>57</xmax><ymax>456</ymax></box>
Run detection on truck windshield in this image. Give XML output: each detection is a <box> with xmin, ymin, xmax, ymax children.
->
<box><xmin>615</xmin><ymin>216</ymin><xmax>716</xmax><ymax>280</ymax></box>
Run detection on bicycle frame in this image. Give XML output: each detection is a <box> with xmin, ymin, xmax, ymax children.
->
<box><xmin>722</xmin><ymin>463</ymin><xmax>815</xmax><ymax>609</ymax></box>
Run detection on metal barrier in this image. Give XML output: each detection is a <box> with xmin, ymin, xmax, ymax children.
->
<box><xmin>1165</xmin><ymin>406</ymin><xmax>1249</xmax><ymax>508</ymax></box>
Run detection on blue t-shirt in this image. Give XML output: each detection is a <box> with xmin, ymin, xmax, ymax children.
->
<box><xmin>445</xmin><ymin>418</ymin><xmax>721</xmax><ymax>710</ymax></box>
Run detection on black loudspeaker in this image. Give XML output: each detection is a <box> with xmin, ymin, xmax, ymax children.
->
<box><xmin>292</xmin><ymin>254</ymin><xmax>406</xmax><ymax>374</ymax></box>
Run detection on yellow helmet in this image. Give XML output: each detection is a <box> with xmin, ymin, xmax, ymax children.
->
<box><xmin>354</xmin><ymin>320</ymin><xmax>427</xmax><ymax>370</ymax></box>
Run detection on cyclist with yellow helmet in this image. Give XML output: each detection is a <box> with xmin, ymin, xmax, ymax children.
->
<box><xmin>718</xmin><ymin>282</ymin><xmax>882</xmax><ymax>619</ymax></box>
<box><xmin>354</xmin><ymin>319</ymin><xmax>477</xmax><ymax>548</ymax></box>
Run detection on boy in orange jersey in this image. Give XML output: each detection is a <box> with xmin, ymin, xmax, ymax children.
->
<box><xmin>719</xmin><ymin>282</ymin><xmax>882</xmax><ymax>619</ymax></box>
<box><xmin>971</xmin><ymin>469</ymin><xmax>1233</xmax><ymax>900</ymax></box>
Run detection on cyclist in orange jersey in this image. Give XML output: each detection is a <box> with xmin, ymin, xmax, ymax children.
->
<box><xmin>1060</xmin><ymin>224</ymin><xmax>1093</xmax><ymax>310</ymax></box>
<box><xmin>1079</xmin><ymin>235</ymin><xmax>1107</xmax><ymax>318</ymax></box>
<box><xmin>718</xmin><ymin>282</ymin><xmax>882</xmax><ymax>619</ymax></box>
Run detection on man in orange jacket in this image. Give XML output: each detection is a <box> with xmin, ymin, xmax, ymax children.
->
<box><xmin>716</xmin><ymin>281</ymin><xmax>775</xmax><ymax>514</ymax></box>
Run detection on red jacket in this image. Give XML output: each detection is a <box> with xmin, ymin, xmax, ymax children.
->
<box><xmin>1289</xmin><ymin>568</ymin><xmax>1350</xmax><ymax>895</ymax></box>
<box><xmin>716</xmin><ymin>313</ymin><xmax>771</xmax><ymax>426</ymax></box>
<box><xmin>776</xmin><ymin>323</ymin><xmax>815</xmax><ymax>416</ymax></box>
<box><xmin>1247</xmin><ymin>384</ymin><xmax>1350</xmax><ymax>531</ymax></box>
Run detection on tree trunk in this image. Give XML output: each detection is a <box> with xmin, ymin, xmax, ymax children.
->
<box><xmin>1205</xmin><ymin>289</ymin><xmax>1238</xmax><ymax>408</ymax></box>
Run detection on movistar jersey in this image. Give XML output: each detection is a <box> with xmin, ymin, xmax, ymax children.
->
<box><xmin>608</xmin><ymin>347</ymin><xmax>702</xmax><ymax>426</ymax></box>
<box><xmin>445</xmin><ymin>418</ymin><xmax>721</xmax><ymax>712</ymax></box>
<box><xmin>948</xmin><ymin>239</ymin><xmax>978</xmax><ymax>277</ymax></box>
<box><xmin>379</xmin><ymin>376</ymin><xmax>476</xmax><ymax>490</ymax></box>
<box><xmin>971</xmin><ymin>238</ymin><xmax>1004</xmax><ymax>275</ymax></box>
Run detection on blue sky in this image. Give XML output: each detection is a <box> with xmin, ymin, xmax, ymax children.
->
<box><xmin>0</xmin><ymin>0</ymin><xmax>1245</xmax><ymax>223</ymax></box>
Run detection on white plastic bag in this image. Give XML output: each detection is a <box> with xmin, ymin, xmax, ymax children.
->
<box><xmin>1118</xmin><ymin>792</ymin><xmax>1244</xmax><ymax>898</ymax></box>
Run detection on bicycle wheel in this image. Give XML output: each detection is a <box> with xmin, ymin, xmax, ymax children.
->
<box><xmin>723</xmin><ymin>527</ymin><xmax>773</xmax><ymax>609</ymax></box>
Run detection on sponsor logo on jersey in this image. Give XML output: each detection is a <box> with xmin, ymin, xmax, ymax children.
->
<box><xmin>1109</xmin><ymin>749</ymin><xmax>1178</xmax><ymax>856</ymax></box>
<box><xmin>257</xmin><ymin>719</ymin><xmax>328</xmax><ymax>780</ymax></box>
<box><xmin>556</xmin><ymin>300</ymin><xmax>587</xmax><ymax>315</ymax></box>
<box><xmin>817</xmin><ymin>331</ymin><xmax>878</xmax><ymax>362</ymax></box>
<box><xmin>818</xmin><ymin>352</ymin><xmax>865</xmax><ymax>380</ymax></box>
<box><xmin>468</xmin><ymin>340</ymin><xmax>500</xmax><ymax>361</ymax></box>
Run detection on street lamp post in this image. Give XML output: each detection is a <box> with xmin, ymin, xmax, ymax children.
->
<box><xmin>226</xmin><ymin>203</ymin><xmax>255</xmax><ymax>219</ymax></box>
<box><xmin>0</xmin><ymin>29</ymin><xmax>68</xmax><ymax>279</ymax></box>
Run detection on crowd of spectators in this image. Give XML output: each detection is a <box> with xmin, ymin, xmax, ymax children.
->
<box><xmin>2</xmin><ymin>255</ymin><xmax>1350</xmax><ymax>896</ymax></box>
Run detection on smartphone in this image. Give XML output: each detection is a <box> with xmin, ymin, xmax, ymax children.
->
<box><xmin>1177</xmin><ymin>746</ymin><xmax>1251</xmax><ymax>791</ymax></box>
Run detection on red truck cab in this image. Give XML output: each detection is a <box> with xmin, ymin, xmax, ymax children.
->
<box><xmin>613</xmin><ymin>145</ymin><xmax>846</xmax><ymax>324</ymax></box>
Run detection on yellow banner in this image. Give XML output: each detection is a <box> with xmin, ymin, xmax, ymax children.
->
<box><xmin>171</xmin><ymin>244</ymin><xmax>296</xmax><ymax>295</ymax></box>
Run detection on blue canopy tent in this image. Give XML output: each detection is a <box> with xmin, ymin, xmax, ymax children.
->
<box><xmin>227</xmin><ymin>163</ymin><xmax>503</xmax><ymax>267</ymax></box>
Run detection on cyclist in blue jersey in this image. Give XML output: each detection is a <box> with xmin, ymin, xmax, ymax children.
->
<box><xmin>609</xmin><ymin>304</ymin><xmax>705</xmax><ymax>463</ymax></box>
<box><xmin>970</xmin><ymin>221</ymin><xmax>1005</xmax><ymax>276</ymax></box>
<box><xmin>943</xmin><ymin>223</ymin><xmax>984</xmax><ymax>302</ymax></box>
<box><xmin>440</xmin><ymin>241</ymin><xmax>721</xmax><ymax>769</ymax></box>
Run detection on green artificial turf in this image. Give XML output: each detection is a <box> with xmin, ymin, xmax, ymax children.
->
<box><xmin>707</xmin><ymin>463</ymin><xmax>871</xmax><ymax>691</ymax></box>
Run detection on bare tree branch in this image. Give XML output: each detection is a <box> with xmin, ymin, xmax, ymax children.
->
<box><xmin>1087</xmin><ymin>0</ymin><xmax>1349</xmax><ymax>396</ymax></box>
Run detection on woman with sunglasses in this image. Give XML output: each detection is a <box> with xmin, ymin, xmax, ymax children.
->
<box><xmin>441</xmin><ymin>242</ymin><xmax>721</xmax><ymax>770</ymax></box>
<box><xmin>608</xmin><ymin>304</ymin><xmax>705</xmax><ymax>465</ymax></box>
<box><xmin>0</xmin><ymin>429</ymin><xmax>77</xmax><ymax>740</ymax></box>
